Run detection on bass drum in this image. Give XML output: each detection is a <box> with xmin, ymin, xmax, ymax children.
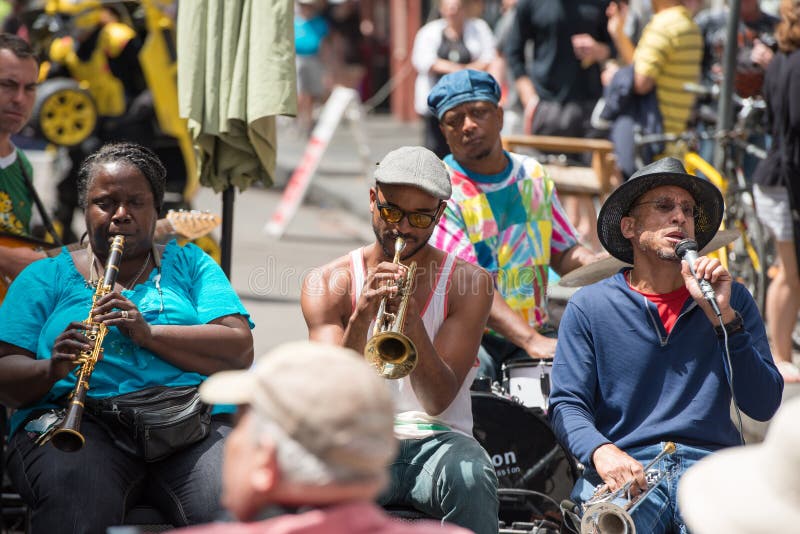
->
<box><xmin>472</xmin><ymin>392</ymin><xmax>580</xmax><ymax>532</ymax></box>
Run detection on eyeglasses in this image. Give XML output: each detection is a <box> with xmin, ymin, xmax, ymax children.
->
<box><xmin>375</xmin><ymin>200</ymin><xmax>442</xmax><ymax>229</ymax></box>
<box><xmin>630</xmin><ymin>198</ymin><xmax>698</xmax><ymax>218</ymax></box>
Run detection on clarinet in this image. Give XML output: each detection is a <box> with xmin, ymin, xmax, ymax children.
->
<box><xmin>51</xmin><ymin>235</ymin><xmax>125</xmax><ymax>452</ymax></box>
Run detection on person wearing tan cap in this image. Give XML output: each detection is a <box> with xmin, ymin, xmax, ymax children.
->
<box><xmin>169</xmin><ymin>342</ymin><xmax>471</xmax><ymax>534</ymax></box>
<box><xmin>678</xmin><ymin>395</ymin><xmax>800</xmax><ymax>534</ymax></box>
<box><xmin>301</xmin><ymin>146</ymin><xmax>499</xmax><ymax>534</ymax></box>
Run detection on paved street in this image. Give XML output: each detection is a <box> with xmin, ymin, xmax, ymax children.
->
<box><xmin>190</xmin><ymin>114</ymin><xmax>421</xmax><ymax>356</ymax></box>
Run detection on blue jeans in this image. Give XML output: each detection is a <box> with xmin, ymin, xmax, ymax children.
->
<box><xmin>378</xmin><ymin>432</ymin><xmax>499</xmax><ymax>534</ymax></box>
<box><xmin>5</xmin><ymin>414</ymin><xmax>230</xmax><ymax>534</ymax></box>
<box><xmin>572</xmin><ymin>442</ymin><xmax>714</xmax><ymax>534</ymax></box>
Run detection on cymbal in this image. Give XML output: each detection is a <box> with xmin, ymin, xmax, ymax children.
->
<box><xmin>556</xmin><ymin>256</ymin><xmax>626</xmax><ymax>288</ymax></box>
<box><xmin>557</xmin><ymin>229</ymin><xmax>740</xmax><ymax>288</ymax></box>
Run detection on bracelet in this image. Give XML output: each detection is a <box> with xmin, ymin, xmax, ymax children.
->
<box><xmin>714</xmin><ymin>311</ymin><xmax>744</xmax><ymax>337</ymax></box>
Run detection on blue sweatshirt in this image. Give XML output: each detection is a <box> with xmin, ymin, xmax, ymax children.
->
<box><xmin>549</xmin><ymin>270</ymin><xmax>783</xmax><ymax>466</ymax></box>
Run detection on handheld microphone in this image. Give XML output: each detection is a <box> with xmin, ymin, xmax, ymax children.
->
<box><xmin>560</xmin><ymin>499</ymin><xmax>582</xmax><ymax>533</ymax></box>
<box><xmin>675</xmin><ymin>238</ymin><xmax>721</xmax><ymax>317</ymax></box>
<box><xmin>560</xmin><ymin>499</ymin><xmax>579</xmax><ymax>514</ymax></box>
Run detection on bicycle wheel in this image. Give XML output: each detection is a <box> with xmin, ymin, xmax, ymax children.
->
<box><xmin>724</xmin><ymin>187</ymin><xmax>770</xmax><ymax>313</ymax></box>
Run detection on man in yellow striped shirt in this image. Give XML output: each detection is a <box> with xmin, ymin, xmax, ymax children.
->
<box><xmin>631</xmin><ymin>1</ymin><xmax>703</xmax><ymax>134</ymax></box>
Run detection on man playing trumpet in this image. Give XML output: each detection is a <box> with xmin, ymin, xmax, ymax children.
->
<box><xmin>301</xmin><ymin>146</ymin><xmax>498</xmax><ymax>534</ymax></box>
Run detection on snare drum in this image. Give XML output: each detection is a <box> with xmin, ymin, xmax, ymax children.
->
<box><xmin>502</xmin><ymin>359</ymin><xmax>553</xmax><ymax>411</ymax></box>
<box><xmin>472</xmin><ymin>392</ymin><xmax>579</xmax><ymax>531</ymax></box>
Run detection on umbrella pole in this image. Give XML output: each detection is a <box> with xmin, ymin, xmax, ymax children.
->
<box><xmin>221</xmin><ymin>187</ymin><xmax>235</xmax><ymax>280</ymax></box>
<box><xmin>713</xmin><ymin>0</ymin><xmax>741</xmax><ymax>170</ymax></box>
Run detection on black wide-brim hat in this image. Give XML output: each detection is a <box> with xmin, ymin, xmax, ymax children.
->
<box><xmin>597</xmin><ymin>157</ymin><xmax>724</xmax><ymax>264</ymax></box>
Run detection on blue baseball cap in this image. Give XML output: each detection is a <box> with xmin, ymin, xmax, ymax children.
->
<box><xmin>427</xmin><ymin>70</ymin><xmax>501</xmax><ymax>120</ymax></box>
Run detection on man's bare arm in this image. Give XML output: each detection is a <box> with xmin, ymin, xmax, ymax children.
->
<box><xmin>301</xmin><ymin>262</ymin><xmax>352</xmax><ymax>346</ymax></box>
<box><xmin>607</xmin><ymin>1</ymin><xmax>635</xmax><ymax>65</ymax></box>
<box><xmin>551</xmin><ymin>244</ymin><xmax>605</xmax><ymax>277</ymax></box>
<box><xmin>515</xmin><ymin>76</ymin><xmax>538</xmax><ymax>111</ymax></box>
<box><xmin>0</xmin><ymin>246</ymin><xmax>45</xmax><ymax>279</ymax></box>
<box><xmin>633</xmin><ymin>71</ymin><xmax>655</xmax><ymax>95</ymax></box>
<box><xmin>405</xmin><ymin>264</ymin><xmax>493</xmax><ymax>415</ymax></box>
<box><xmin>487</xmin><ymin>291</ymin><xmax>556</xmax><ymax>359</ymax></box>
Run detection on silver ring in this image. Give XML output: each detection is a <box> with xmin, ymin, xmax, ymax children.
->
<box><xmin>121</xmin><ymin>310</ymin><xmax>129</xmax><ymax>319</ymax></box>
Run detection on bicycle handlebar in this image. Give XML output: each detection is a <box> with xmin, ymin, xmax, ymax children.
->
<box><xmin>633</xmin><ymin>129</ymin><xmax>711</xmax><ymax>148</ymax></box>
<box><xmin>682</xmin><ymin>82</ymin><xmax>765</xmax><ymax>109</ymax></box>
<box><xmin>733</xmin><ymin>138</ymin><xmax>768</xmax><ymax>160</ymax></box>
<box><xmin>683</xmin><ymin>82</ymin><xmax>719</xmax><ymax>99</ymax></box>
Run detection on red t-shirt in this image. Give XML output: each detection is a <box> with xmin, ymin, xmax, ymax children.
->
<box><xmin>627</xmin><ymin>273</ymin><xmax>690</xmax><ymax>334</ymax></box>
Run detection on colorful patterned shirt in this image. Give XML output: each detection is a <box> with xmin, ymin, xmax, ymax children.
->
<box><xmin>430</xmin><ymin>151</ymin><xmax>580</xmax><ymax>329</ymax></box>
<box><xmin>0</xmin><ymin>149</ymin><xmax>34</xmax><ymax>236</ymax></box>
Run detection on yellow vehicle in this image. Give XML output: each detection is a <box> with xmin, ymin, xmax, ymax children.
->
<box><xmin>31</xmin><ymin>0</ymin><xmax>197</xmax><ymax>198</ymax></box>
<box><xmin>25</xmin><ymin>1</ymin><xmax>218</xmax><ymax>259</ymax></box>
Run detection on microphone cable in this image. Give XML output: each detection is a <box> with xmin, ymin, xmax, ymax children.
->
<box><xmin>676</xmin><ymin>239</ymin><xmax>745</xmax><ymax>445</ymax></box>
<box><xmin>719</xmin><ymin>318</ymin><xmax>746</xmax><ymax>445</ymax></box>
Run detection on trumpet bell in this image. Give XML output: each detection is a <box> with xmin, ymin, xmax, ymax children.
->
<box><xmin>365</xmin><ymin>331</ymin><xmax>418</xmax><ymax>379</ymax></box>
<box><xmin>581</xmin><ymin>502</ymin><xmax>636</xmax><ymax>534</ymax></box>
<box><xmin>579</xmin><ymin>442</ymin><xmax>676</xmax><ymax>534</ymax></box>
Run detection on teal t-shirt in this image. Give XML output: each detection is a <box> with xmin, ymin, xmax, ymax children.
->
<box><xmin>0</xmin><ymin>240</ymin><xmax>254</xmax><ymax>436</ymax></box>
<box><xmin>294</xmin><ymin>15</ymin><xmax>328</xmax><ymax>56</ymax></box>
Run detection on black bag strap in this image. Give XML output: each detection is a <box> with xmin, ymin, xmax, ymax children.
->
<box><xmin>18</xmin><ymin>153</ymin><xmax>64</xmax><ymax>247</ymax></box>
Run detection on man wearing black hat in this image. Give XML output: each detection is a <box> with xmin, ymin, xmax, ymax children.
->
<box><xmin>427</xmin><ymin>69</ymin><xmax>599</xmax><ymax>381</ymax></box>
<box><xmin>548</xmin><ymin>157</ymin><xmax>784</xmax><ymax>533</ymax></box>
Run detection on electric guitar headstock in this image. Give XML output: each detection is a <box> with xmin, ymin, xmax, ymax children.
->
<box><xmin>156</xmin><ymin>210</ymin><xmax>222</xmax><ymax>241</ymax></box>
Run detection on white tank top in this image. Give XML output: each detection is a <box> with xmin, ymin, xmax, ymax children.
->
<box><xmin>349</xmin><ymin>249</ymin><xmax>478</xmax><ymax>439</ymax></box>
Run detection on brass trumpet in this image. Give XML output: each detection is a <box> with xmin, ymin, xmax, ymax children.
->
<box><xmin>364</xmin><ymin>237</ymin><xmax>418</xmax><ymax>379</ymax></box>
<box><xmin>580</xmin><ymin>442</ymin><xmax>677</xmax><ymax>534</ymax></box>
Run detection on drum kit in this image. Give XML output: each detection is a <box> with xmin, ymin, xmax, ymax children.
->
<box><xmin>471</xmin><ymin>359</ymin><xmax>577</xmax><ymax>534</ymax></box>
<box><xmin>469</xmin><ymin>231</ymin><xmax>740</xmax><ymax>534</ymax></box>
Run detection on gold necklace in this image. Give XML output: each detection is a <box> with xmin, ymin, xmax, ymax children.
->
<box><xmin>88</xmin><ymin>247</ymin><xmax>152</xmax><ymax>289</ymax></box>
<box><xmin>123</xmin><ymin>253</ymin><xmax>152</xmax><ymax>288</ymax></box>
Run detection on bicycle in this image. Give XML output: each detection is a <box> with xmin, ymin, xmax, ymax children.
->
<box><xmin>633</xmin><ymin>89</ymin><xmax>772</xmax><ymax>313</ymax></box>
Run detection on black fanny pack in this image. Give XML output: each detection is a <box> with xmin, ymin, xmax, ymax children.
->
<box><xmin>86</xmin><ymin>385</ymin><xmax>212</xmax><ymax>462</ymax></box>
